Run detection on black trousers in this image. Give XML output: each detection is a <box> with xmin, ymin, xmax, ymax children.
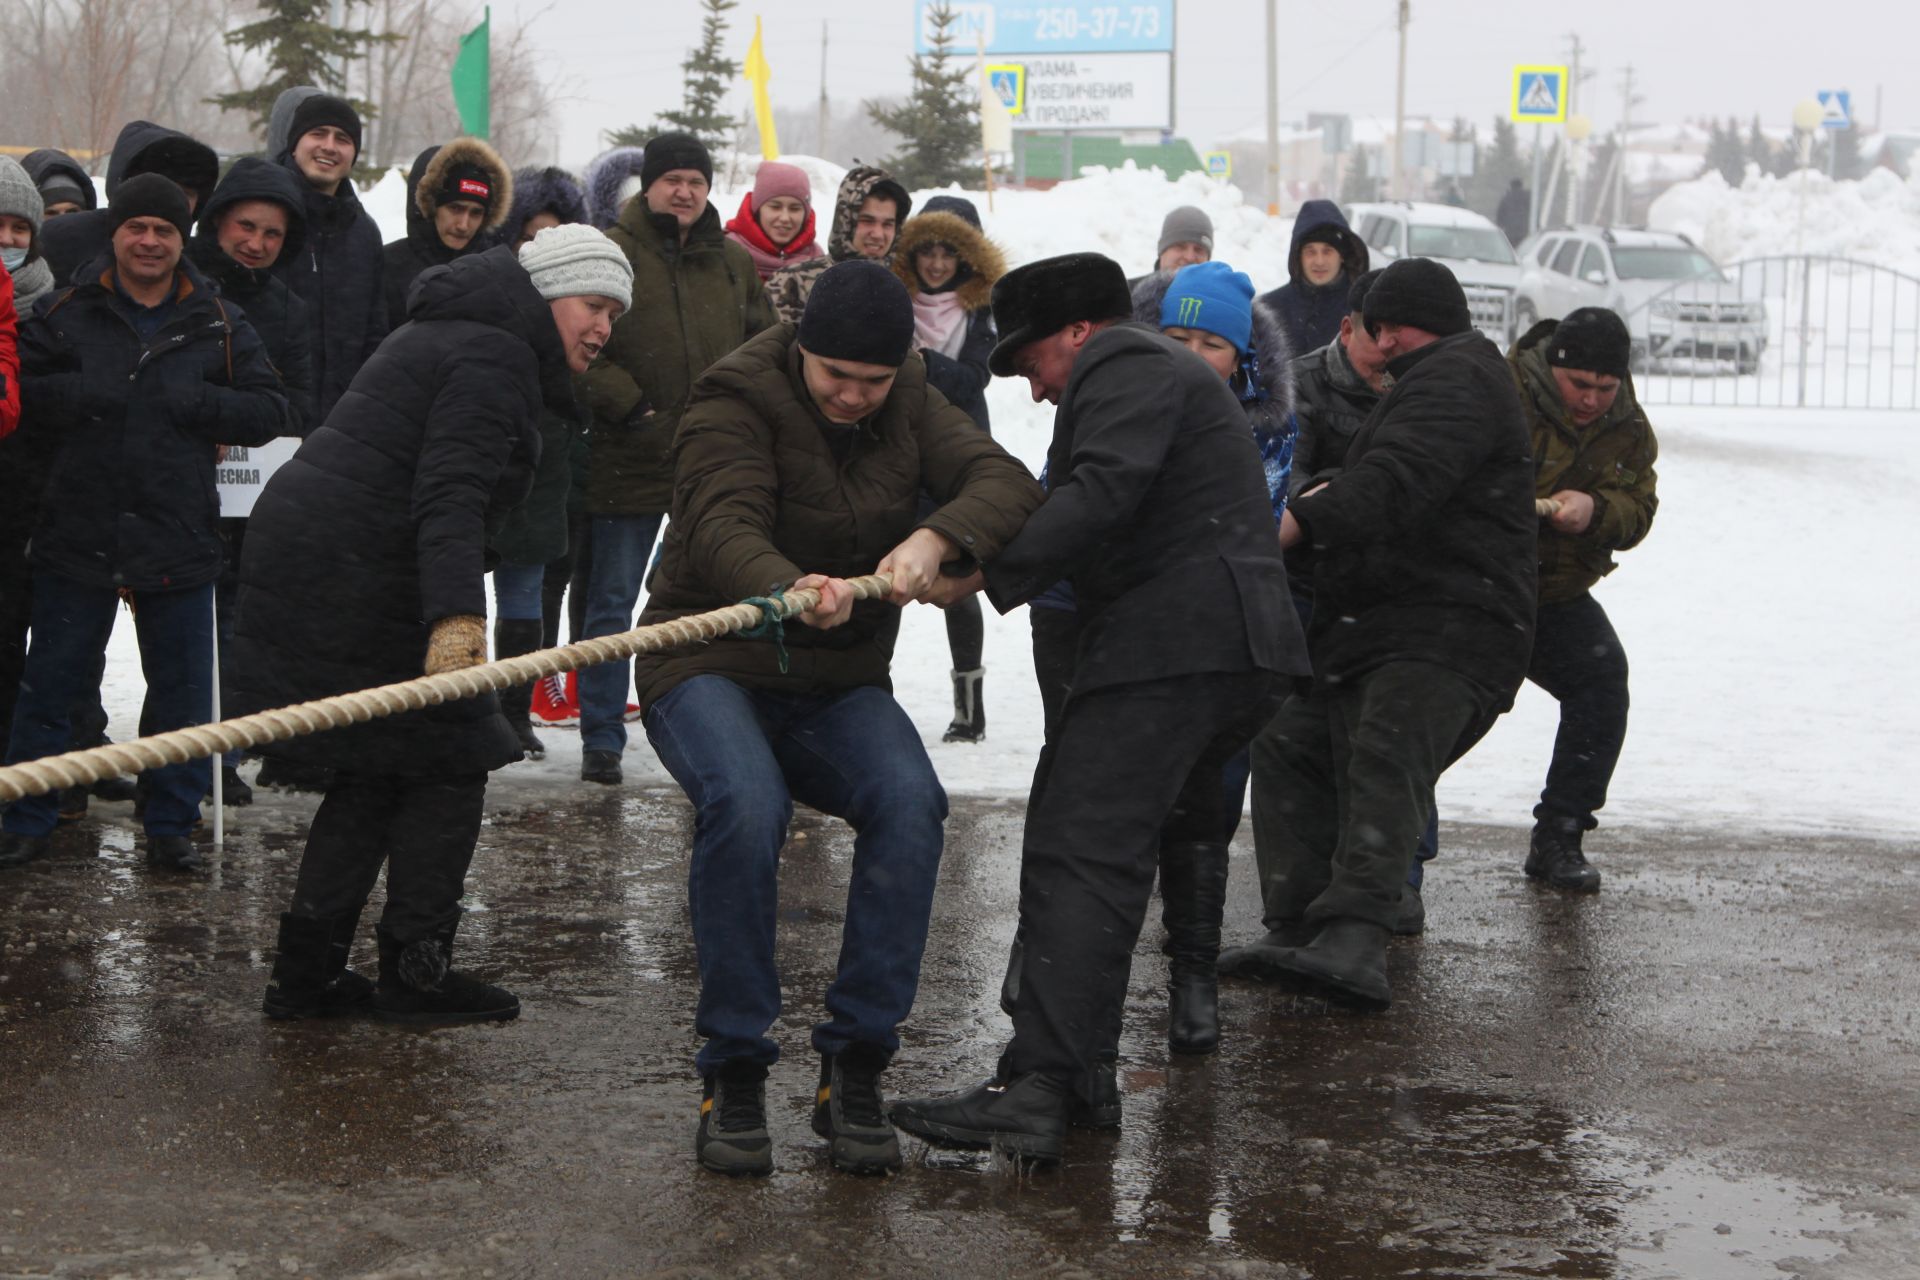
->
<box><xmin>1251</xmin><ymin>662</ymin><xmax>1498</xmax><ymax>932</ymax></box>
<box><xmin>288</xmin><ymin>771</ymin><xmax>488</xmax><ymax>941</ymax></box>
<box><xmin>1002</xmin><ymin>669</ymin><xmax>1279</xmax><ymax>1084</ymax></box>
<box><xmin>1528</xmin><ymin>591</ymin><xmax>1630</xmax><ymax>830</ymax></box>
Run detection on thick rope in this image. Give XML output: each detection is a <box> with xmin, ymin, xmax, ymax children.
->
<box><xmin>1535</xmin><ymin>498</ymin><xmax>1561</xmax><ymax>517</ymax></box>
<box><xmin>0</xmin><ymin>574</ymin><xmax>893</xmax><ymax>805</ymax></box>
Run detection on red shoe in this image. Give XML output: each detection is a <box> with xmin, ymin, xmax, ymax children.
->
<box><xmin>530</xmin><ymin>671</ymin><xmax>580</xmax><ymax>728</ymax></box>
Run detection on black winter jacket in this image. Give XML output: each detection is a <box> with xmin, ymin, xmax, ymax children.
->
<box><xmin>272</xmin><ymin>156</ymin><xmax>387</xmax><ymax>423</ymax></box>
<box><xmin>233</xmin><ymin>247</ymin><xmax>566</xmax><ymax>775</ymax></box>
<box><xmin>1287</xmin><ymin>330</ymin><xmax>1536</xmax><ymax>702</ymax></box>
<box><xmin>189</xmin><ymin>157</ymin><xmax>316</xmax><ymax>435</ymax></box>
<box><xmin>17</xmin><ymin>255</ymin><xmax>291</xmax><ymax>590</ymax></box>
<box><xmin>1288</xmin><ymin>338</ymin><xmax>1381</xmax><ymax>497</ymax></box>
<box><xmin>38</xmin><ymin>122</ymin><xmax>219</xmax><ymax>286</ymax></box>
<box><xmin>1258</xmin><ymin>199</ymin><xmax>1370</xmax><ymax>358</ymax></box>
<box><xmin>984</xmin><ymin>323</ymin><xmax>1310</xmax><ymax>697</ymax></box>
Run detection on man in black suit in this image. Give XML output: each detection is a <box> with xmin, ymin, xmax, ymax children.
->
<box><xmin>889</xmin><ymin>253</ymin><xmax>1310</xmax><ymax>1163</ymax></box>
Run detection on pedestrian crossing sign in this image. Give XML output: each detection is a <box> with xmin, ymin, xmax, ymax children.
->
<box><xmin>988</xmin><ymin>65</ymin><xmax>1025</xmax><ymax>116</ymax></box>
<box><xmin>1511</xmin><ymin>65</ymin><xmax>1568</xmax><ymax>124</ymax></box>
<box><xmin>1817</xmin><ymin>90</ymin><xmax>1851</xmax><ymax>129</ymax></box>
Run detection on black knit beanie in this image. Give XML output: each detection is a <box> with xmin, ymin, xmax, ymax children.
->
<box><xmin>287</xmin><ymin>94</ymin><xmax>364</xmax><ymax>156</ymax></box>
<box><xmin>797</xmin><ymin>260</ymin><xmax>917</xmax><ymax>367</ymax></box>
<box><xmin>108</xmin><ymin>173</ymin><xmax>192</xmax><ymax>240</ymax></box>
<box><xmin>1346</xmin><ymin>267</ymin><xmax>1384</xmax><ymax>317</ymax></box>
<box><xmin>1546</xmin><ymin>307</ymin><xmax>1632</xmax><ymax>379</ymax></box>
<box><xmin>1362</xmin><ymin>258</ymin><xmax>1472</xmax><ymax>337</ymax></box>
<box><xmin>434</xmin><ymin>159</ymin><xmax>499</xmax><ymax>214</ymax></box>
<box><xmin>640</xmin><ymin>132</ymin><xmax>713</xmax><ymax>190</ymax></box>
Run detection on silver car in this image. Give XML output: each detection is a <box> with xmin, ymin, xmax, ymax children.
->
<box><xmin>1513</xmin><ymin>227</ymin><xmax>1766</xmax><ymax>373</ymax></box>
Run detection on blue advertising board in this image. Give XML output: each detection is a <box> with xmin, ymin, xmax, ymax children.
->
<box><xmin>917</xmin><ymin>1</ymin><xmax>1176</xmax><ymax>55</ymax></box>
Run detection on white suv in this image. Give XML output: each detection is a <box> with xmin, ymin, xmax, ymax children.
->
<box><xmin>1513</xmin><ymin>227</ymin><xmax>1764</xmax><ymax>372</ymax></box>
<box><xmin>1350</xmin><ymin>202</ymin><xmax>1519</xmax><ymax>341</ymax></box>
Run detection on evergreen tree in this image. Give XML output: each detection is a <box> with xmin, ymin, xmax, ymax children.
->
<box><xmin>1746</xmin><ymin>115</ymin><xmax>1775</xmax><ymax>177</ymax></box>
<box><xmin>1467</xmin><ymin>115</ymin><xmax>1526</xmax><ymax>217</ymax></box>
<box><xmin>866</xmin><ymin>1</ymin><xmax>979</xmax><ymax>189</ymax></box>
<box><xmin>1702</xmin><ymin>117</ymin><xmax>1745</xmax><ymax>186</ymax></box>
<box><xmin>609</xmin><ymin>0</ymin><xmax>740</xmax><ymax>151</ymax></box>
<box><xmin>210</xmin><ymin>0</ymin><xmax>388</xmax><ymax>141</ymax></box>
<box><xmin>1339</xmin><ymin>154</ymin><xmax>1379</xmax><ymax>205</ymax></box>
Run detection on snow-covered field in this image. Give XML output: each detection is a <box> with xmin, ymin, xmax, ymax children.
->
<box><xmin>86</xmin><ymin>162</ymin><xmax>1920</xmax><ymax>842</ymax></box>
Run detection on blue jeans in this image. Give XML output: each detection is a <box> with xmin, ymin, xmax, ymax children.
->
<box><xmin>491</xmin><ymin>561</ymin><xmax>545</xmax><ymax>621</ymax></box>
<box><xmin>644</xmin><ymin>676</ymin><xmax>949</xmax><ymax>1074</ymax></box>
<box><xmin>577</xmin><ymin>514</ymin><xmax>664</xmax><ymax>754</ymax></box>
<box><xmin>4</xmin><ymin>572</ymin><xmax>212</xmax><ymax>838</ymax></box>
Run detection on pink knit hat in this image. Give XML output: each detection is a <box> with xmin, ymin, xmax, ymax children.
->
<box><xmin>752</xmin><ymin>162</ymin><xmax>811</xmax><ymax>210</ymax></box>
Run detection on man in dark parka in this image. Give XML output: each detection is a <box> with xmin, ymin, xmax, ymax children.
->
<box><xmin>888</xmin><ymin>253</ymin><xmax>1310</xmax><ymax>1163</ymax></box>
<box><xmin>0</xmin><ymin>176</ymin><xmax>289</xmax><ymax>873</ymax></box>
<box><xmin>1235</xmin><ymin>257</ymin><xmax>1538</xmax><ymax>1007</ymax></box>
<box><xmin>36</xmin><ymin>120</ymin><xmax>219</xmax><ymax>286</ymax></box>
<box><xmin>237</xmin><ymin>232</ymin><xmax>633</xmax><ymax>1024</ymax></box>
<box><xmin>1258</xmin><ymin>199</ymin><xmax>1370</xmax><ymax>358</ymax></box>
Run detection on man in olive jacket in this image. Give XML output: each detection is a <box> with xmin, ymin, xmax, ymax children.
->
<box><xmin>1235</xmin><ymin>258</ymin><xmax>1537</xmax><ymax>1009</ymax></box>
<box><xmin>1511</xmin><ymin>307</ymin><xmax>1659</xmax><ymax>892</ymax></box>
<box><xmin>574</xmin><ymin>133</ymin><xmax>774</xmax><ymax>784</ymax></box>
<box><xmin>634</xmin><ymin>261</ymin><xmax>1042</xmax><ymax>1179</ymax></box>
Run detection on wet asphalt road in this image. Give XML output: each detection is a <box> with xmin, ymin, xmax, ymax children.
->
<box><xmin>1</xmin><ymin>784</ymin><xmax>1916</xmax><ymax>1279</ymax></box>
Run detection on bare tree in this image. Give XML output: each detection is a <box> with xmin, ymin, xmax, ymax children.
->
<box><xmin>357</xmin><ymin>1</ymin><xmax>557</xmax><ymax>170</ymax></box>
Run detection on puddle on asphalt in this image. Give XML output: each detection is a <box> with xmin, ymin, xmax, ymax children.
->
<box><xmin>1601</xmin><ymin>1152</ymin><xmax>1861</xmax><ymax>1279</ymax></box>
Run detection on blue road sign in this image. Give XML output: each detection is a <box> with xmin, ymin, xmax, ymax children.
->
<box><xmin>1511</xmin><ymin>65</ymin><xmax>1568</xmax><ymax>124</ymax></box>
<box><xmin>918</xmin><ymin>1</ymin><xmax>1175</xmax><ymax>55</ymax></box>
<box><xmin>1817</xmin><ymin>90</ymin><xmax>1852</xmax><ymax>130</ymax></box>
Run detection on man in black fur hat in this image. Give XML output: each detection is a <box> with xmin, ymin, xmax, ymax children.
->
<box><xmin>889</xmin><ymin>252</ymin><xmax>1309</xmax><ymax>1164</ymax></box>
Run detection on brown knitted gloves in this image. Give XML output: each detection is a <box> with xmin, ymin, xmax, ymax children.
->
<box><xmin>424</xmin><ymin>615</ymin><xmax>488</xmax><ymax>675</ymax></box>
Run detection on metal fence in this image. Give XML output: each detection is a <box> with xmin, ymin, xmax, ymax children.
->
<box><xmin>1626</xmin><ymin>256</ymin><xmax>1920</xmax><ymax>410</ymax></box>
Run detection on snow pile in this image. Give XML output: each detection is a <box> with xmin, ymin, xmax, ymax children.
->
<box><xmin>1647</xmin><ymin>167</ymin><xmax>1920</xmax><ymax>276</ymax></box>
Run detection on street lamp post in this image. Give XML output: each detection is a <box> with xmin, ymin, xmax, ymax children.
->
<box><xmin>1564</xmin><ymin>113</ymin><xmax>1592</xmax><ymax>224</ymax></box>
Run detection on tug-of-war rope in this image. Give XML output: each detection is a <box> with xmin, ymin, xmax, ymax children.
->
<box><xmin>0</xmin><ymin>574</ymin><xmax>896</xmax><ymax>805</ymax></box>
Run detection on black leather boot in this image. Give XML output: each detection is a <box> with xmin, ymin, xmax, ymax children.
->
<box><xmin>890</xmin><ymin>1071</ymin><xmax>1070</xmax><ymax>1162</ymax></box>
<box><xmin>493</xmin><ymin>618</ymin><xmax>546</xmax><ymax>761</ymax></box>
<box><xmin>262</xmin><ymin>911</ymin><xmax>375</xmax><ymax>1020</ymax></box>
<box><xmin>1160</xmin><ymin>841</ymin><xmax>1229</xmax><ymax>1054</ymax></box>
<box><xmin>371</xmin><ymin>920</ymin><xmax>519</xmax><ymax>1025</ymax></box>
<box><xmin>1276</xmin><ymin>917</ymin><xmax>1392</xmax><ymax>1008</ymax></box>
<box><xmin>942</xmin><ymin>667</ymin><xmax>986</xmax><ymax>743</ymax></box>
<box><xmin>1525</xmin><ymin>815</ymin><xmax>1601</xmax><ymax>892</ymax></box>
<box><xmin>1217</xmin><ymin>919</ymin><xmax>1316</xmax><ymax>980</ymax></box>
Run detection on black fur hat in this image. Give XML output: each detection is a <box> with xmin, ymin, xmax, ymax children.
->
<box><xmin>988</xmin><ymin>252</ymin><xmax>1134</xmax><ymax>377</ymax></box>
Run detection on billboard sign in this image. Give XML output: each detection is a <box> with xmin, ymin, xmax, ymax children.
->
<box><xmin>1008</xmin><ymin>53</ymin><xmax>1172</xmax><ymax>131</ymax></box>
<box><xmin>919</xmin><ymin>1</ymin><xmax>1175</xmax><ymax>54</ymax></box>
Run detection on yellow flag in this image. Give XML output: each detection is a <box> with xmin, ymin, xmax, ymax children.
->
<box><xmin>744</xmin><ymin>16</ymin><xmax>780</xmax><ymax>161</ymax></box>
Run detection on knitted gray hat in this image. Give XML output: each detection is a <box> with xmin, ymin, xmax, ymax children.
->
<box><xmin>1157</xmin><ymin>205</ymin><xmax>1213</xmax><ymax>255</ymax></box>
<box><xmin>517</xmin><ymin>223</ymin><xmax>632</xmax><ymax>309</ymax></box>
<box><xmin>0</xmin><ymin>157</ymin><xmax>44</xmax><ymax>233</ymax></box>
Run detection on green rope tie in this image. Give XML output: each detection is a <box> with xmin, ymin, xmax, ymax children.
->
<box><xmin>738</xmin><ymin>594</ymin><xmax>793</xmax><ymax>674</ymax></box>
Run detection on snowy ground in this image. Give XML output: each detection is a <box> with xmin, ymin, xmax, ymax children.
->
<box><xmin>98</xmin><ymin>396</ymin><xmax>1920</xmax><ymax>841</ymax></box>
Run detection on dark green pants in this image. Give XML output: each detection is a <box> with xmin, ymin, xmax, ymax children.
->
<box><xmin>1251</xmin><ymin>662</ymin><xmax>1498</xmax><ymax>931</ymax></box>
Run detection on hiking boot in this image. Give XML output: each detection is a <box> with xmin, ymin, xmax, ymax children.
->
<box><xmin>146</xmin><ymin>834</ymin><xmax>210</xmax><ymax>874</ymax></box>
<box><xmin>812</xmin><ymin>1044</ymin><xmax>901</xmax><ymax>1174</ymax></box>
<box><xmin>1161</xmin><ymin>842</ymin><xmax>1229</xmax><ymax>1055</ymax></box>
<box><xmin>371</xmin><ymin>923</ymin><xmax>519</xmax><ymax>1025</ymax></box>
<box><xmin>698</xmin><ymin>1060</ymin><xmax>774</xmax><ymax>1177</ymax></box>
<box><xmin>890</xmin><ymin>1071</ymin><xmax>1070</xmax><ymax>1163</ymax></box>
<box><xmin>1526</xmin><ymin>817</ymin><xmax>1601</xmax><ymax>892</ymax></box>
<box><xmin>942</xmin><ymin>668</ymin><xmax>986</xmax><ymax>743</ymax></box>
<box><xmin>495</xmin><ymin>619</ymin><xmax>547</xmax><ymax>762</ymax></box>
<box><xmin>1394</xmin><ymin>883</ymin><xmax>1426</xmax><ymax>937</ymax></box>
<box><xmin>1275</xmin><ymin>918</ymin><xmax>1392</xmax><ymax>1009</ymax></box>
<box><xmin>1217</xmin><ymin>921</ymin><xmax>1315</xmax><ymax>981</ymax></box>
<box><xmin>0</xmin><ymin>832</ymin><xmax>52</xmax><ymax>870</ymax></box>
<box><xmin>262</xmin><ymin>912</ymin><xmax>375</xmax><ymax>1020</ymax></box>
<box><xmin>580</xmin><ymin>749</ymin><xmax>623</xmax><ymax>786</ymax></box>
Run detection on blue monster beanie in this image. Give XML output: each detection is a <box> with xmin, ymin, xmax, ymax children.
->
<box><xmin>1159</xmin><ymin>260</ymin><xmax>1255</xmax><ymax>354</ymax></box>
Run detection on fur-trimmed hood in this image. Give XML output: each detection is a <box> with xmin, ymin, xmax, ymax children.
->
<box><xmin>585</xmin><ymin>146</ymin><xmax>647</xmax><ymax>230</ymax></box>
<box><xmin>1132</xmin><ymin>269</ymin><xmax>1296</xmax><ymax>436</ymax></box>
<box><xmin>890</xmin><ymin>210</ymin><xmax>1006</xmax><ymax>312</ymax></box>
<box><xmin>825</xmin><ymin>165</ymin><xmax>911</xmax><ymax>263</ymax></box>
<box><xmin>408</xmin><ymin>138</ymin><xmax>512</xmax><ymax>233</ymax></box>
<box><xmin>502</xmin><ymin>165</ymin><xmax>588</xmax><ymax>246</ymax></box>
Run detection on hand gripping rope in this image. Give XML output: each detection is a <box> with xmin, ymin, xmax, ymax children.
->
<box><xmin>0</xmin><ymin>574</ymin><xmax>894</xmax><ymax>805</ymax></box>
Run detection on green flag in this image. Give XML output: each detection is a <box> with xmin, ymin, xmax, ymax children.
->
<box><xmin>451</xmin><ymin>8</ymin><xmax>491</xmax><ymax>139</ymax></box>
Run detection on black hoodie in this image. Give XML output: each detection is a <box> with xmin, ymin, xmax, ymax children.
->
<box><xmin>20</xmin><ymin>149</ymin><xmax>97</xmax><ymax>212</ymax></box>
<box><xmin>1258</xmin><ymin>199</ymin><xmax>1370</xmax><ymax>357</ymax></box>
<box><xmin>36</xmin><ymin>122</ymin><xmax>219</xmax><ymax>286</ymax></box>
<box><xmin>233</xmin><ymin>247</ymin><xmax>568</xmax><ymax>776</ymax></box>
<box><xmin>189</xmin><ymin>157</ymin><xmax>316</xmax><ymax>434</ymax></box>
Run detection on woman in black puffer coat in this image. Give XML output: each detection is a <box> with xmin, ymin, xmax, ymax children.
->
<box><xmin>237</xmin><ymin>232</ymin><xmax>632</xmax><ymax>1026</ymax></box>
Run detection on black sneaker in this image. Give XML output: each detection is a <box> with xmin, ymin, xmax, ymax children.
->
<box><xmin>580</xmin><ymin>749</ymin><xmax>623</xmax><ymax>786</ymax></box>
<box><xmin>812</xmin><ymin>1045</ymin><xmax>901</xmax><ymax>1174</ymax></box>
<box><xmin>890</xmin><ymin>1071</ymin><xmax>1070</xmax><ymax>1163</ymax></box>
<box><xmin>698</xmin><ymin>1061</ymin><xmax>773</xmax><ymax>1177</ymax></box>
<box><xmin>1525</xmin><ymin>819</ymin><xmax>1601</xmax><ymax>892</ymax></box>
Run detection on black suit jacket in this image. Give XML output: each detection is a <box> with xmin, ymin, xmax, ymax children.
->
<box><xmin>984</xmin><ymin>322</ymin><xmax>1309</xmax><ymax>696</ymax></box>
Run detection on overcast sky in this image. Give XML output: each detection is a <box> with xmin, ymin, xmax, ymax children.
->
<box><xmin>514</xmin><ymin>0</ymin><xmax>1912</xmax><ymax>167</ymax></box>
